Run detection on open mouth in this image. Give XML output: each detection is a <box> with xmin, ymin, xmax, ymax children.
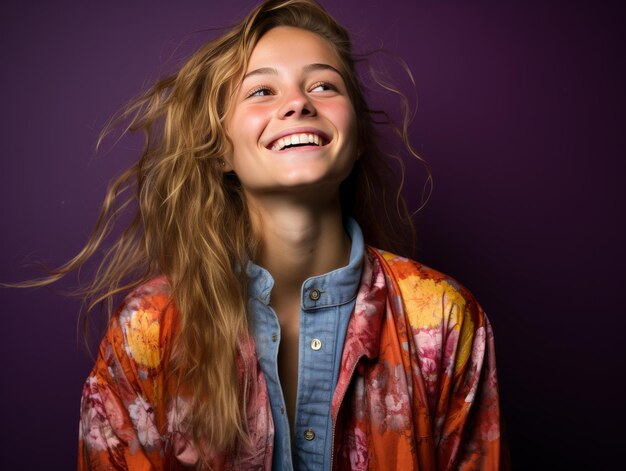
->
<box><xmin>269</xmin><ymin>133</ymin><xmax>328</xmax><ymax>151</ymax></box>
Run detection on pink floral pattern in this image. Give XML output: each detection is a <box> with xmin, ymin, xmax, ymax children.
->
<box><xmin>331</xmin><ymin>249</ymin><xmax>505</xmax><ymax>470</ymax></box>
<box><xmin>78</xmin><ymin>277</ymin><xmax>274</xmax><ymax>470</ymax></box>
<box><xmin>79</xmin><ymin>248</ymin><xmax>505</xmax><ymax>470</ymax></box>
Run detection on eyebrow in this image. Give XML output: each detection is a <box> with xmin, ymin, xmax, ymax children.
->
<box><xmin>242</xmin><ymin>63</ymin><xmax>343</xmax><ymax>81</ymax></box>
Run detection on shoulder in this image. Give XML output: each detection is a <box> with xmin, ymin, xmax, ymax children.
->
<box><xmin>81</xmin><ymin>277</ymin><xmax>175</xmax><ymax>461</ymax></box>
<box><xmin>367</xmin><ymin>247</ymin><xmax>485</xmax><ymax>329</ymax></box>
<box><xmin>117</xmin><ymin>275</ymin><xmax>174</xmax><ymax>325</ymax></box>
<box><xmin>107</xmin><ymin>275</ymin><xmax>177</xmax><ymax>371</ymax></box>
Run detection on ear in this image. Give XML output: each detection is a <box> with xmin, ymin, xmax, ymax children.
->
<box><xmin>218</xmin><ymin>157</ymin><xmax>234</xmax><ymax>173</ymax></box>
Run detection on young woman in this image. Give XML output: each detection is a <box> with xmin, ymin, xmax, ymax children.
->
<box><xmin>67</xmin><ymin>0</ymin><xmax>505</xmax><ymax>469</ymax></box>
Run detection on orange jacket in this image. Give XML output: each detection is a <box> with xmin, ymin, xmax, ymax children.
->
<box><xmin>79</xmin><ymin>248</ymin><xmax>506</xmax><ymax>470</ymax></box>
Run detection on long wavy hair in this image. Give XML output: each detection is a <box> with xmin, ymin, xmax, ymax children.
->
<box><xmin>15</xmin><ymin>0</ymin><xmax>428</xmax><ymax>458</ymax></box>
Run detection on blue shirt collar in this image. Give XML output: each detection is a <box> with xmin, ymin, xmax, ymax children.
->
<box><xmin>246</xmin><ymin>217</ymin><xmax>364</xmax><ymax>310</ymax></box>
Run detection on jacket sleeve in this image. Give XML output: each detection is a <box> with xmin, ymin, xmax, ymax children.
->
<box><xmin>381</xmin><ymin>252</ymin><xmax>507</xmax><ymax>470</ymax></box>
<box><xmin>78</xmin><ymin>280</ymin><xmax>174</xmax><ymax>471</ymax></box>
<box><xmin>431</xmin><ymin>296</ymin><xmax>505</xmax><ymax>470</ymax></box>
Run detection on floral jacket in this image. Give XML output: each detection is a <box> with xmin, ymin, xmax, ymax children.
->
<box><xmin>79</xmin><ymin>248</ymin><xmax>506</xmax><ymax>470</ymax></box>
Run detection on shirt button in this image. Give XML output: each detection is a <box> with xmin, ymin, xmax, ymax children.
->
<box><xmin>303</xmin><ymin>428</ymin><xmax>316</xmax><ymax>441</ymax></box>
<box><xmin>310</xmin><ymin>338</ymin><xmax>322</xmax><ymax>351</ymax></box>
<box><xmin>271</xmin><ymin>333</ymin><xmax>277</xmax><ymax>342</ymax></box>
<box><xmin>309</xmin><ymin>288</ymin><xmax>321</xmax><ymax>301</ymax></box>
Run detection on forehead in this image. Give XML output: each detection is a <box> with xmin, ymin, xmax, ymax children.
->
<box><xmin>247</xmin><ymin>26</ymin><xmax>343</xmax><ymax>72</ymax></box>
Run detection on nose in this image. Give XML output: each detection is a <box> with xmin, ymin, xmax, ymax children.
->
<box><xmin>278</xmin><ymin>88</ymin><xmax>316</xmax><ymax>119</ymax></box>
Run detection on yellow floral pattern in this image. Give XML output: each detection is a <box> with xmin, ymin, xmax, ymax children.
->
<box><xmin>79</xmin><ymin>252</ymin><xmax>506</xmax><ymax>470</ymax></box>
<box><xmin>395</xmin><ymin>276</ymin><xmax>465</xmax><ymax>328</ymax></box>
<box><xmin>126</xmin><ymin>308</ymin><xmax>162</xmax><ymax>369</ymax></box>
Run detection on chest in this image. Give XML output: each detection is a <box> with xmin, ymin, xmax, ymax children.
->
<box><xmin>274</xmin><ymin>300</ymin><xmax>300</xmax><ymax>433</ymax></box>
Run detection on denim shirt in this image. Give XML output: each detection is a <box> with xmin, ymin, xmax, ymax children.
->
<box><xmin>246</xmin><ymin>218</ymin><xmax>364</xmax><ymax>471</ymax></box>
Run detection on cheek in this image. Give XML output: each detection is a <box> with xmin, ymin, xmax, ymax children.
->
<box><xmin>230</xmin><ymin>107</ymin><xmax>267</xmax><ymax>139</ymax></box>
<box><xmin>326</xmin><ymin>102</ymin><xmax>358</xmax><ymax>140</ymax></box>
<box><xmin>229</xmin><ymin>108</ymin><xmax>269</xmax><ymax>154</ymax></box>
<box><xmin>242</xmin><ymin>109</ymin><xmax>269</xmax><ymax>134</ymax></box>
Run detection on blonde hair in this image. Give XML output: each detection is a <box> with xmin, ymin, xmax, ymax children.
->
<box><xmin>15</xmin><ymin>0</ymin><xmax>427</xmax><ymax>458</ymax></box>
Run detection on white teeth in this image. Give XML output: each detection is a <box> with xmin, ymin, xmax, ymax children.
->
<box><xmin>271</xmin><ymin>132</ymin><xmax>323</xmax><ymax>151</ymax></box>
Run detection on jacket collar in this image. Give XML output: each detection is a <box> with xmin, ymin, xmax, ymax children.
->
<box><xmin>331</xmin><ymin>247</ymin><xmax>388</xmax><ymax>416</ymax></box>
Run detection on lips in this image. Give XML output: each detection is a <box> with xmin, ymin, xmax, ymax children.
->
<box><xmin>266</xmin><ymin>128</ymin><xmax>330</xmax><ymax>151</ymax></box>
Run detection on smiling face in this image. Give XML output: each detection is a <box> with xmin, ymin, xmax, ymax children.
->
<box><xmin>225</xmin><ymin>26</ymin><xmax>358</xmax><ymax>200</ymax></box>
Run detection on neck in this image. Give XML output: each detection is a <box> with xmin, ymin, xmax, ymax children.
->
<box><xmin>247</xmin><ymin>191</ymin><xmax>351</xmax><ymax>299</ymax></box>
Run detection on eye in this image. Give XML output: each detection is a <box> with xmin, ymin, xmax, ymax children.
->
<box><xmin>309</xmin><ymin>81</ymin><xmax>336</xmax><ymax>93</ymax></box>
<box><xmin>246</xmin><ymin>86</ymin><xmax>274</xmax><ymax>98</ymax></box>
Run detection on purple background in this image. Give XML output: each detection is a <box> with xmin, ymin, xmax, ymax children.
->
<box><xmin>1</xmin><ymin>1</ymin><xmax>624</xmax><ymax>469</ymax></box>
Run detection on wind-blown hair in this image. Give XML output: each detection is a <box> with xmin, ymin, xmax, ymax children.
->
<box><xmin>17</xmin><ymin>0</ymin><xmax>427</xmax><ymax>458</ymax></box>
